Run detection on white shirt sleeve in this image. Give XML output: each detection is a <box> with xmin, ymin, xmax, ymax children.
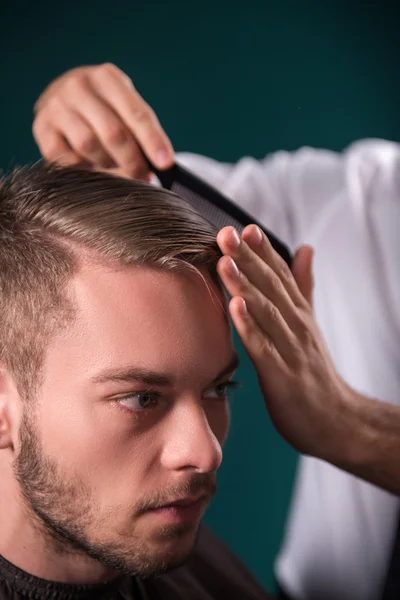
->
<box><xmin>176</xmin><ymin>139</ymin><xmax>400</xmax><ymax>253</ymax></box>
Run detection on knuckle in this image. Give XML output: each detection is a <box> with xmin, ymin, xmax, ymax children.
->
<box><xmin>122</xmin><ymin>73</ymin><xmax>135</xmax><ymax>89</ymax></box>
<box><xmin>278</xmin><ymin>260</ymin><xmax>292</xmax><ymax>283</ymax></box>
<box><xmin>266</xmin><ymin>302</ymin><xmax>280</xmax><ymax>323</ymax></box>
<box><xmin>96</xmin><ymin>62</ymin><xmax>120</xmax><ymax>77</ymax></box>
<box><xmin>94</xmin><ymin>63</ymin><xmax>135</xmax><ymax>89</ymax></box>
<box><xmin>269</xmin><ymin>273</ymin><xmax>283</xmax><ymax>296</ymax></box>
<box><xmin>297</xmin><ymin>317</ymin><xmax>314</xmax><ymax>346</ymax></box>
<box><xmin>125</xmin><ymin>161</ymin><xmax>147</xmax><ymax>178</ymax></box>
<box><xmin>42</xmin><ymin>142</ymin><xmax>61</xmax><ymax>161</ymax></box>
<box><xmin>102</xmin><ymin>124</ymin><xmax>128</xmax><ymax>147</ymax></box>
<box><xmin>130</xmin><ymin>103</ymin><xmax>152</xmax><ymax>124</ymax></box>
<box><xmin>44</xmin><ymin>94</ymin><xmax>64</xmax><ymax>115</ymax></box>
<box><xmin>64</xmin><ymin>71</ymin><xmax>89</xmax><ymax>96</ymax></box>
<box><xmin>73</xmin><ymin>132</ymin><xmax>98</xmax><ymax>155</ymax></box>
<box><xmin>259</xmin><ymin>336</ymin><xmax>274</xmax><ymax>357</ymax></box>
<box><xmin>40</xmin><ymin>137</ymin><xmax>66</xmax><ymax>162</ymax></box>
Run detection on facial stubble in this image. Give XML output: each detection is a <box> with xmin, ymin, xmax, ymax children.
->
<box><xmin>13</xmin><ymin>410</ymin><xmax>206</xmax><ymax>578</ymax></box>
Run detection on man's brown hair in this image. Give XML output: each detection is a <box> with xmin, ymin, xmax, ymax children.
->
<box><xmin>0</xmin><ymin>163</ymin><xmax>222</xmax><ymax>398</ymax></box>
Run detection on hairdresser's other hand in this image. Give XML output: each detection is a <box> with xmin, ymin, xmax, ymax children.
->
<box><xmin>33</xmin><ymin>63</ymin><xmax>174</xmax><ymax>180</ymax></box>
<box><xmin>216</xmin><ymin>226</ymin><xmax>355</xmax><ymax>461</ymax></box>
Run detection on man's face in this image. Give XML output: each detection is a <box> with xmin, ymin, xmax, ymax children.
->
<box><xmin>14</xmin><ymin>263</ymin><xmax>236</xmax><ymax>577</ymax></box>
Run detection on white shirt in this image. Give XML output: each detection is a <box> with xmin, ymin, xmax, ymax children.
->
<box><xmin>176</xmin><ymin>139</ymin><xmax>400</xmax><ymax>600</ymax></box>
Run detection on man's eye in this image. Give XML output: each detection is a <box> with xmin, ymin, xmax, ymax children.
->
<box><xmin>204</xmin><ymin>381</ymin><xmax>241</xmax><ymax>400</ymax></box>
<box><xmin>118</xmin><ymin>391</ymin><xmax>160</xmax><ymax>411</ymax></box>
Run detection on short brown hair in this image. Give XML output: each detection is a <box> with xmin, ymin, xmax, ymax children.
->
<box><xmin>0</xmin><ymin>163</ymin><xmax>222</xmax><ymax>397</ymax></box>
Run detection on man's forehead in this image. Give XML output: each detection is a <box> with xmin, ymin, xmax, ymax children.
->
<box><xmin>44</xmin><ymin>260</ymin><xmax>234</xmax><ymax>382</ymax></box>
<box><xmin>67</xmin><ymin>260</ymin><xmax>227</xmax><ymax>323</ymax></box>
<box><xmin>70</xmin><ymin>259</ymin><xmax>220</xmax><ymax>295</ymax></box>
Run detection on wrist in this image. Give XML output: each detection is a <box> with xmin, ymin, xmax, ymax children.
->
<box><xmin>318</xmin><ymin>383</ymin><xmax>370</xmax><ymax>468</ymax></box>
<box><xmin>308</xmin><ymin>379</ymin><xmax>400</xmax><ymax>494</ymax></box>
<box><xmin>326</xmin><ymin>384</ymin><xmax>379</xmax><ymax>475</ymax></box>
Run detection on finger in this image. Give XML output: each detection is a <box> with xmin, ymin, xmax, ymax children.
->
<box><xmin>229</xmin><ymin>296</ymin><xmax>285</xmax><ymax>372</ymax></box>
<box><xmin>107</xmin><ymin>166</ymin><xmax>152</xmax><ymax>182</ymax></box>
<box><xmin>33</xmin><ymin>117</ymin><xmax>83</xmax><ymax>166</ymax></box>
<box><xmin>63</xmin><ymin>81</ymin><xmax>149</xmax><ymax>178</ymax></box>
<box><xmin>242</xmin><ymin>225</ymin><xmax>308</xmax><ymax>308</ymax></box>
<box><xmin>50</xmin><ymin>105</ymin><xmax>115</xmax><ymax>169</ymax></box>
<box><xmin>92</xmin><ymin>64</ymin><xmax>174</xmax><ymax>169</ymax></box>
<box><xmin>216</xmin><ymin>226</ymin><xmax>303</xmax><ymax>332</ymax></box>
<box><xmin>217</xmin><ymin>254</ymin><xmax>299</xmax><ymax>361</ymax></box>
<box><xmin>292</xmin><ymin>246</ymin><xmax>314</xmax><ymax>306</ymax></box>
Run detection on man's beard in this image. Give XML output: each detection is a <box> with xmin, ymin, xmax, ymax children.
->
<box><xmin>13</xmin><ymin>410</ymin><xmax>216</xmax><ymax>578</ymax></box>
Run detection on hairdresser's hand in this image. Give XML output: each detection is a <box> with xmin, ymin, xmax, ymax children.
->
<box><xmin>33</xmin><ymin>63</ymin><xmax>174</xmax><ymax>180</ymax></box>
<box><xmin>216</xmin><ymin>225</ymin><xmax>355</xmax><ymax>460</ymax></box>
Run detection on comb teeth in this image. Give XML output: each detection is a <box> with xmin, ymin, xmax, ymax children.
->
<box><xmin>154</xmin><ymin>162</ymin><xmax>291</xmax><ymax>267</ymax></box>
<box><xmin>173</xmin><ymin>182</ymin><xmax>245</xmax><ymax>233</ymax></box>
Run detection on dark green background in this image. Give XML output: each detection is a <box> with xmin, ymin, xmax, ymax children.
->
<box><xmin>1</xmin><ymin>1</ymin><xmax>399</xmax><ymax>592</ymax></box>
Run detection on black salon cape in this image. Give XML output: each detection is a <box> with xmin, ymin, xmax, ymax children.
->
<box><xmin>0</xmin><ymin>526</ymin><xmax>274</xmax><ymax>599</ymax></box>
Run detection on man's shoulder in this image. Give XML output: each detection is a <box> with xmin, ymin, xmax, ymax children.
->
<box><xmin>144</xmin><ymin>526</ymin><xmax>274</xmax><ymax>600</ymax></box>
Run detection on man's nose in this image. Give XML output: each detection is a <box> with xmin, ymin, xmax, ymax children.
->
<box><xmin>160</xmin><ymin>400</ymin><xmax>223</xmax><ymax>474</ymax></box>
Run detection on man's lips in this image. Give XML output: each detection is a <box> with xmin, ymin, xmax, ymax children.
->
<box><xmin>156</xmin><ymin>494</ymin><xmax>207</xmax><ymax>509</ymax></box>
<box><xmin>146</xmin><ymin>494</ymin><xmax>210</xmax><ymax>524</ymax></box>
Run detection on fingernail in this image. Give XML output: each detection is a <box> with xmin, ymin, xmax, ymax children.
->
<box><xmin>228</xmin><ymin>228</ymin><xmax>241</xmax><ymax>249</ymax></box>
<box><xmin>228</xmin><ymin>258</ymin><xmax>240</xmax><ymax>278</ymax></box>
<box><xmin>251</xmin><ymin>225</ymin><xmax>263</xmax><ymax>244</ymax></box>
<box><xmin>239</xmin><ymin>298</ymin><xmax>248</xmax><ymax>316</ymax></box>
<box><xmin>154</xmin><ymin>149</ymin><xmax>172</xmax><ymax>168</ymax></box>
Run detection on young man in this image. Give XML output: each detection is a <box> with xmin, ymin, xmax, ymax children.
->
<box><xmin>0</xmin><ymin>163</ymin><xmax>322</xmax><ymax>599</ymax></box>
<box><xmin>32</xmin><ymin>63</ymin><xmax>400</xmax><ymax>600</ymax></box>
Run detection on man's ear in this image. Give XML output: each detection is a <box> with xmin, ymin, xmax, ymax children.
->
<box><xmin>0</xmin><ymin>364</ymin><xmax>20</xmax><ymax>450</ymax></box>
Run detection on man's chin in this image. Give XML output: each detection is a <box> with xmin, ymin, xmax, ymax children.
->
<box><xmin>133</xmin><ymin>550</ymin><xmax>189</xmax><ymax>578</ymax></box>
<box><xmin>151</xmin><ymin>520</ymin><xmax>200</xmax><ymax>542</ymax></box>
<box><xmin>122</xmin><ymin>522</ymin><xmax>200</xmax><ymax>577</ymax></box>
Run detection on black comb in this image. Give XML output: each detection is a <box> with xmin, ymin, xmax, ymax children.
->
<box><xmin>146</xmin><ymin>159</ymin><xmax>292</xmax><ymax>267</ymax></box>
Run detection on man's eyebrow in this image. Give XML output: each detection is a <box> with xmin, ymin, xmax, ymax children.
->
<box><xmin>91</xmin><ymin>353</ymin><xmax>240</xmax><ymax>387</ymax></box>
<box><xmin>211</xmin><ymin>352</ymin><xmax>240</xmax><ymax>383</ymax></box>
<box><xmin>91</xmin><ymin>367</ymin><xmax>174</xmax><ymax>387</ymax></box>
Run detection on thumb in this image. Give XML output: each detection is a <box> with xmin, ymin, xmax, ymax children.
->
<box><xmin>292</xmin><ymin>245</ymin><xmax>314</xmax><ymax>305</ymax></box>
